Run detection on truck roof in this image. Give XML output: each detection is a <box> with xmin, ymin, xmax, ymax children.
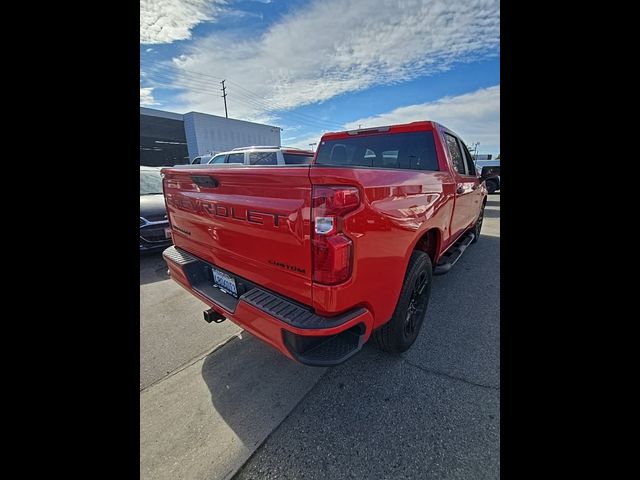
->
<box><xmin>321</xmin><ymin>121</ymin><xmax>440</xmax><ymax>141</ymax></box>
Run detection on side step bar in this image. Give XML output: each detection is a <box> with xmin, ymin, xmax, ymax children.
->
<box><xmin>434</xmin><ymin>230</ymin><xmax>475</xmax><ymax>275</ymax></box>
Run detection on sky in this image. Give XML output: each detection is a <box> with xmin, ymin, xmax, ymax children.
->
<box><xmin>140</xmin><ymin>0</ymin><xmax>500</xmax><ymax>156</ymax></box>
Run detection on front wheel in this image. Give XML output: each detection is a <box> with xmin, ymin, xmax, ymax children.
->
<box><xmin>373</xmin><ymin>251</ymin><xmax>432</xmax><ymax>353</ymax></box>
<box><xmin>485</xmin><ymin>178</ymin><xmax>498</xmax><ymax>194</ymax></box>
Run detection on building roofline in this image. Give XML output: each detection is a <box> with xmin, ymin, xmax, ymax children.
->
<box><xmin>183</xmin><ymin>111</ymin><xmax>281</xmax><ymax>131</ymax></box>
<box><xmin>140</xmin><ymin>107</ymin><xmax>184</xmax><ymax>121</ymax></box>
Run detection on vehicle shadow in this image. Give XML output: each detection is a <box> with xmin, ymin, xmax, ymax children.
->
<box><xmin>202</xmin><ymin>233</ymin><xmax>500</xmax><ymax>479</ymax></box>
<box><xmin>140</xmin><ymin>251</ymin><xmax>170</xmax><ymax>286</ymax></box>
<box><xmin>200</xmin><ymin>334</ymin><xmax>327</xmax><ymax>445</ymax></box>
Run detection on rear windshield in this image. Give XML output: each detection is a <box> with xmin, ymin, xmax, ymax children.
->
<box><xmin>283</xmin><ymin>153</ymin><xmax>313</xmax><ymax>165</ymax></box>
<box><xmin>315</xmin><ymin>131</ymin><xmax>439</xmax><ymax>171</ymax></box>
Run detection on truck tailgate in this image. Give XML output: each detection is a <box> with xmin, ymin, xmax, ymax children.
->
<box><xmin>162</xmin><ymin>166</ymin><xmax>313</xmax><ymax>306</ymax></box>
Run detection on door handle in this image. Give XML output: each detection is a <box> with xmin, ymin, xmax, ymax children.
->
<box><xmin>456</xmin><ymin>186</ymin><xmax>465</xmax><ymax>195</ymax></box>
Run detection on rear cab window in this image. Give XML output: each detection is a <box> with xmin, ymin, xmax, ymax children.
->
<box><xmin>315</xmin><ymin>131</ymin><xmax>438</xmax><ymax>171</ymax></box>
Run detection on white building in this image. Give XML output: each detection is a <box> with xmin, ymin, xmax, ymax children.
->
<box><xmin>183</xmin><ymin>111</ymin><xmax>281</xmax><ymax>158</ymax></box>
<box><xmin>140</xmin><ymin>107</ymin><xmax>281</xmax><ymax>165</ymax></box>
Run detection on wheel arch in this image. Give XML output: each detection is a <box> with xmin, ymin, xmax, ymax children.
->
<box><xmin>412</xmin><ymin>228</ymin><xmax>442</xmax><ymax>268</ymax></box>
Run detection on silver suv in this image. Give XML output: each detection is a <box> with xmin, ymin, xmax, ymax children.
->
<box><xmin>205</xmin><ymin>146</ymin><xmax>314</xmax><ymax>166</ymax></box>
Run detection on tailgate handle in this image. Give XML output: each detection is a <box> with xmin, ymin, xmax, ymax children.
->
<box><xmin>192</xmin><ymin>176</ymin><xmax>219</xmax><ymax>188</ymax></box>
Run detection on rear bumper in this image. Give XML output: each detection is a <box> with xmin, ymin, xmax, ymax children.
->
<box><xmin>162</xmin><ymin>246</ymin><xmax>374</xmax><ymax>366</ymax></box>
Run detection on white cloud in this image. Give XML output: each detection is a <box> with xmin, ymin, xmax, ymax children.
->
<box><xmin>345</xmin><ymin>85</ymin><xmax>500</xmax><ymax>150</ymax></box>
<box><xmin>140</xmin><ymin>0</ymin><xmax>226</xmax><ymax>44</ymax></box>
<box><xmin>285</xmin><ymin>85</ymin><xmax>499</xmax><ymax>152</ymax></box>
<box><xmin>140</xmin><ymin>87</ymin><xmax>158</xmax><ymax>106</ymax></box>
<box><xmin>285</xmin><ymin>133</ymin><xmax>327</xmax><ymax>150</ymax></box>
<box><xmin>170</xmin><ymin>0</ymin><xmax>499</xmax><ymax>118</ymax></box>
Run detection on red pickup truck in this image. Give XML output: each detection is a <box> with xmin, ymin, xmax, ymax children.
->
<box><xmin>161</xmin><ymin>121</ymin><xmax>488</xmax><ymax>366</ymax></box>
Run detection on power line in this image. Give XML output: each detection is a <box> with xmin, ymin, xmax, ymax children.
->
<box><xmin>143</xmin><ymin>71</ymin><xmax>343</xmax><ymax>130</ymax></box>
<box><xmin>145</xmin><ymin>71</ymin><xmax>341</xmax><ymax>132</ymax></box>
<box><xmin>140</xmin><ymin>60</ymin><xmax>344</xmax><ymax>129</ymax></box>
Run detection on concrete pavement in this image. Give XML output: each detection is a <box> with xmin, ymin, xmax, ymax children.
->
<box><xmin>140</xmin><ymin>193</ymin><xmax>500</xmax><ymax>480</ymax></box>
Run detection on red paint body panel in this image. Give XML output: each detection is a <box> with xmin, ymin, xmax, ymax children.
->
<box><xmin>161</xmin><ymin>120</ymin><xmax>486</xmax><ymax>361</ymax></box>
<box><xmin>308</xmin><ymin>167</ymin><xmax>455</xmax><ymax>327</ymax></box>
<box><xmin>164</xmin><ymin>167</ymin><xmax>314</xmax><ymax>306</ymax></box>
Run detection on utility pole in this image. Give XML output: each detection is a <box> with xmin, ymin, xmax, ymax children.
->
<box><xmin>309</xmin><ymin>142</ymin><xmax>317</xmax><ymax>151</ymax></box>
<box><xmin>469</xmin><ymin>142</ymin><xmax>480</xmax><ymax>158</ymax></box>
<box><xmin>220</xmin><ymin>80</ymin><xmax>228</xmax><ymax>118</ymax></box>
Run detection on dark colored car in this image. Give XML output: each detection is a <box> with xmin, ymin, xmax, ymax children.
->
<box><xmin>140</xmin><ymin>166</ymin><xmax>172</xmax><ymax>252</ymax></box>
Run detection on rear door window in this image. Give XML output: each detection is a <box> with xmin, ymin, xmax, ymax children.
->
<box><xmin>460</xmin><ymin>143</ymin><xmax>477</xmax><ymax>176</ymax></box>
<box><xmin>444</xmin><ymin>133</ymin><xmax>466</xmax><ymax>175</ymax></box>
<box><xmin>315</xmin><ymin>131</ymin><xmax>438</xmax><ymax>171</ymax></box>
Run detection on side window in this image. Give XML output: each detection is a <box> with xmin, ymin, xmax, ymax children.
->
<box><xmin>283</xmin><ymin>153</ymin><xmax>313</xmax><ymax>165</ymax></box>
<box><xmin>226</xmin><ymin>153</ymin><xmax>244</xmax><ymax>164</ymax></box>
<box><xmin>444</xmin><ymin>133</ymin><xmax>466</xmax><ymax>175</ymax></box>
<box><xmin>249</xmin><ymin>151</ymin><xmax>277</xmax><ymax>165</ymax></box>
<box><xmin>210</xmin><ymin>155</ymin><xmax>226</xmax><ymax>164</ymax></box>
<box><xmin>192</xmin><ymin>157</ymin><xmax>201</xmax><ymax>165</ymax></box>
<box><xmin>460</xmin><ymin>143</ymin><xmax>477</xmax><ymax>176</ymax></box>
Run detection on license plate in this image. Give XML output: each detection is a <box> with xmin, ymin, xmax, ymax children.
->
<box><xmin>164</xmin><ymin>227</ymin><xmax>172</xmax><ymax>238</ymax></box>
<box><xmin>211</xmin><ymin>267</ymin><xmax>238</xmax><ymax>297</ymax></box>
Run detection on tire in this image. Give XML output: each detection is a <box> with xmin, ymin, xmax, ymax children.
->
<box><xmin>373</xmin><ymin>251</ymin><xmax>432</xmax><ymax>353</ymax></box>
<box><xmin>471</xmin><ymin>203</ymin><xmax>485</xmax><ymax>243</ymax></box>
<box><xmin>485</xmin><ymin>179</ymin><xmax>498</xmax><ymax>194</ymax></box>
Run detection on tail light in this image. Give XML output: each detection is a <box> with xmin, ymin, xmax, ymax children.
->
<box><xmin>312</xmin><ymin>186</ymin><xmax>359</xmax><ymax>285</ymax></box>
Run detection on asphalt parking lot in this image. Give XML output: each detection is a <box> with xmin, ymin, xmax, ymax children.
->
<box><xmin>140</xmin><ymin>193</ymin><xmax>500</xmax><ymax>480</ymax></box>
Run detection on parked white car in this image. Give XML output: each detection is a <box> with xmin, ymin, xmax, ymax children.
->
<box><xmin>206</xmin><ymin>146</ymin><xmax>315</xmax><ymax>166</ymax></box>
